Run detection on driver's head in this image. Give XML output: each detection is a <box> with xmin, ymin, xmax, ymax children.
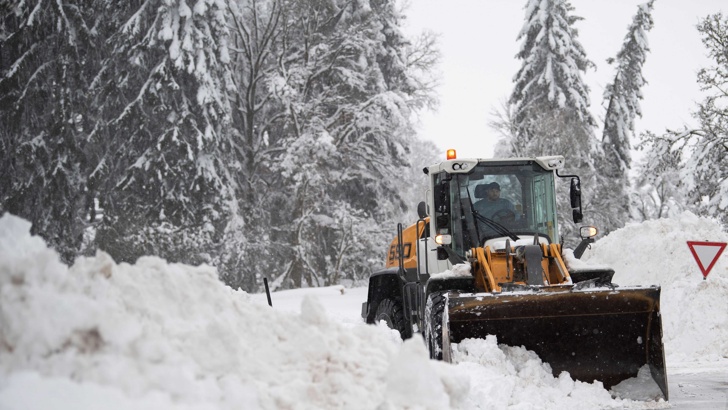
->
<box><xmin>485</xmin><ymin>182</ymin><xmax>500</xmax><ymax>201</ymax></box>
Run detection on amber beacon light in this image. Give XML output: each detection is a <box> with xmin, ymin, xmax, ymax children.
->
<box><xmin>446</xmin><ymin>149</ymin><xmax>457</xmax><ymax>160</ymax></box>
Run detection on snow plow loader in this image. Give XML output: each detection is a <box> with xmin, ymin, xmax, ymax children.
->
<box><xmin>361</xmin><ymin>153</ymin><xmax>668</xmax><ymax>400</ymax></box>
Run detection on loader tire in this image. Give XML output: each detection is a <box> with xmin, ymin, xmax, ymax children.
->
<box><xmin>375</xmin><ymin>298</ymin><xmax>408</xmax><ymax>340</ymax></box>
<box><xmin>425</xmin><ymin>291</ymin><xmax>447</xmax><ymax>360</ymax></box>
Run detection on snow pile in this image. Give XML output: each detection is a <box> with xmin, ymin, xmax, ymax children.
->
<box><xmin>561</xmin><ymin>248</ymin><xmax>611</xmax><ymax>271</ymax></box>
<box><xmin>0</xmin><ymin>214</ymin><xmax>459</xmax><ymax>410</ymax></box>
<box><xmin>384</xmin><ymin>340</ymin><xmax>468</xmax><ymax>409</ymax></box>
<box><xmin>2</xmin><ymin>211</ymin><xmax>725</xmax><ymax>409</ymax></box>
<box><xmin>452</xmin><ymin>336</ymin><xmax>625</xmax><ymax>410</ymax></box>
<box><xmin>581</xmin><ymin>211</ymin><xmax>728</xmax><ymax>362</ymax></box>
<box><xmin>610</xmin><ymin>366</ymin><xmax>665</xmax><ymax>402</ymax></box>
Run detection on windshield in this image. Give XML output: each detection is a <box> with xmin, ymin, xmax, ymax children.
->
<box><xmin>433</xmin><ymin>161</ymin><xmax>559</xmax><ymax>256</ymax></box>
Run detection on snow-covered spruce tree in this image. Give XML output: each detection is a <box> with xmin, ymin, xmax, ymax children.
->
<box><xmin>220</xmin><ymin>0</ymin><xmax>288</xmax><ymax>291</ymax></box>
<box><xmin>220</xmin><ymin>0</ymin><xmax>438</xmax><ymax>291</ymax></box>
<box><xmin>508</xmin><ymin>0</ymin><xmax>598</xmax><ymax>244</ymax></box>
<box><xmin>268</xmin><ymin>0</ymin><xmax>425</xmax><ymax>289</ymax></box>
<box><xmin>93</xmin><ymin>0</ymin><xmax>237</xmax><ymax>266</ymax></box>
<box><xmin>396</xmin><ymin>138</ymin><xmax>440</xmax><ymax>220</ymax></box>
<box><xmin>402</xmin><ymin>29</ymin><xmax>440</xmax><ymax>112</ymax></box>
<box><xmin>690</xmin><ymin>13</ymin><xmax>728</xmax><ymax>225</ymax></box>
<box><xmin>632</xmin><ymin>131</ymin><xmax>687</xmax><ymax>221</ymax></box>
<box><xmin>637</xmin><ymin>13</ymin><xmax>728</xmax><ymax>226</ymax></box>
<box><xmin>0</xmin><ymin>0</ymin><xmax>101</xmax><ymax>262</ymax></box>
<box><xmin>596</xmin><ymin>0</ymin><xmax>655</xmax><ymax>233</ymax></box>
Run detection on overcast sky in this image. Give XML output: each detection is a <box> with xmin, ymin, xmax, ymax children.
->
<box><xmin>400</xmin><ymin>0</ymin><xmax>726</xmax><ymax>161</ymax></box>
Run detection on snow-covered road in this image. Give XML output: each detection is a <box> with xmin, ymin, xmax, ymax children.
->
<box><xmin>668</xmin><ymin>364</ymin><xmax>728</xmax><ymax>409</ymax></box>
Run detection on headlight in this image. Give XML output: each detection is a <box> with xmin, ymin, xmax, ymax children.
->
<box><xmin>435</xmin><ymin>234</ymin><xmax>452</xmax><ymax>245</ymax></box>
<box><xmin>580</xmin><ymin>226</ymin><xmax>598</xmax><ymax>239</ymax></box>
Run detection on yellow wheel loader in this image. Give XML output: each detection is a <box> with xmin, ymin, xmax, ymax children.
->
<box><xmin>361</xmin><ymin>154</ymin><xmax>668</xmax><ymax>400</ymax></box>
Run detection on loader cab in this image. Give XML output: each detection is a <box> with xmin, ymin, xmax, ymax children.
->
<box><xmin>429</xmin><ymin>158</ymin><xmax>562</xmax><ymax>259</ymax></box>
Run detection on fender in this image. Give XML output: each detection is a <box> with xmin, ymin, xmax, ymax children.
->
<box><xmin>361</xmin><ymin>268</ymin><xmax>405</xmax><ymax>323</ymax></box>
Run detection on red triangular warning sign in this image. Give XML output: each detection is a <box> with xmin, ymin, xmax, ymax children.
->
<box><xmin>687</xmin><ymin>241</ymin><xmax>726</xmax><ymax>278</ymax></box>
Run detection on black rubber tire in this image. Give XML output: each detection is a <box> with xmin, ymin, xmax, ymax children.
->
<box><xmin>375</xmin><ymin>298</ymin><xmax>408</xmax><ymax>340</ymax></box>
<box><xmin>425</xmin><ymin>291</ymin><xmax>447</xmax><ymax>360</ymax></box>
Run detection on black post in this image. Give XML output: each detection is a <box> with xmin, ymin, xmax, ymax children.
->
<box><xmin>263</xmin><ymin>278</ymin><xmax>272</xmax><ymax>307</ymax></box>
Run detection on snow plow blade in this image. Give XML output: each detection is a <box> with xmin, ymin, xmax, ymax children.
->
<box><xmin>445</xmin><ymin>286</ymin><xmax>668</xmax><ymax>400</ymax></box>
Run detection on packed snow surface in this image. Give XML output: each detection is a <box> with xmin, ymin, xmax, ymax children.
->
<box><xmin>1</xmin><ymin>211</ymin><xmax>726</xmax><ymax>409</ymax></box>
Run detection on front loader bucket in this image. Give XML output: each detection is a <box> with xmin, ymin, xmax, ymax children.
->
<box><xmin>445</xmin><ymin>286</ymin><xmax>668</xmax><ymax>400</ymax></box>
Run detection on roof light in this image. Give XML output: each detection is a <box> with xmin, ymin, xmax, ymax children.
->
<box><xmin>446</xmin><ymin>149</ymin><xmax>457</xmax><ymax>160</ymax></box>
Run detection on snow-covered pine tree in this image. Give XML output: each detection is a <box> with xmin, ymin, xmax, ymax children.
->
<box><xmin>633</xmin><ymin>131</ymin><xmax>687</xmax><ymax>220</ymax></box>
<box><xmin>218</xmin><ymin>0</ymin><xmax>439</xmax><ymax>291</ymax></box>
<box><xmin>269</xmin><ymin>0</ymin><xmax>423</xmax><ymax>289</ymax></box>
<box><xmin>597</xmin><ymin>0</ymin><xmax>655</xmax><ymax>233</ymax></box>
<box><xmin>0</xmin><ymin>0</ymin><xmax>100</xmax><ymax>262</ymax></box>
<box><xmin>93</xmin><ymin>0</ymin><xmax>236</xmax><ymax>266</ymax></box>
<box><xmin>637</xmin><ymin>13</ymin><xmax>728</xmax><ymax>226</ymax></box>
<box><xmin>402</xmin><ymin>29</ymin><xmax>440</xmax><ymax>112</ymax></box>
<box><xmin>219</xmin><ymin>0</ymin><xmax>290</xmax><ymax>291</ymax></box>
<box><xmin>509</xmin><ymin>0</ymin><xmax>598</xmax><ymax>243</ymax></box>
<box><xmin>1</xmin><ymin>0</ymin><xmax>437</xmax><ymax>287</ymax></box>
<box><xmin>690</xmin><ymin>13</ymin><xmax>728</xmax><ymax>225</ymax></box>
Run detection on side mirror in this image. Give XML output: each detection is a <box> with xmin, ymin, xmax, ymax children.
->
<box><xmin>572</xmin><ymin>209</ymin><xmax>583</xmax><ymax>224</ymax></box>
<box><xmin>570</xmin><ymin>178</ymin><xmax>583</xmax><ymax>223</ymax></box>
<box><xmin>570</xmin><ymin>178</ymin><xmax>581</xmax><ymax>208</ymax></box>
<box><xmin>417</xmin><ymin>201</ymin><xmax>428</xmax><ymax>219</ymax></box>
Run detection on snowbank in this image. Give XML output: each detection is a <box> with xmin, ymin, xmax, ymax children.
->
<box><xmin>0</xmin><ymin>214</ymin><xmax>459</xmax><ymax>410</ymax></box>
<box><xmin>2</xmin><ymin>211</ymin><xmax>724</xmax><ymax>409</ymax></box>
<box><xmin>581</xmin><ymin>211</ymin><xmax>728</xmax><ymax>362</ymax></box>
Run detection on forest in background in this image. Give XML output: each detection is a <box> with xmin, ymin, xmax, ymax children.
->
<box><xmin>1</xmin><ymin>0</ymin><xmax>726</xmax><ymax>291</ymax></box>
<box><xmin>496</xmin><ymin>1</ymin><xmax>727</xmax><ymax>241</ymax></box>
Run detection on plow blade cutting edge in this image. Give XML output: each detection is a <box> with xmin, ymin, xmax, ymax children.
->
<box><xmin>443</xmin><ymin>286</ymin><xmax>668</xmax><ymax>400</ymax></box>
